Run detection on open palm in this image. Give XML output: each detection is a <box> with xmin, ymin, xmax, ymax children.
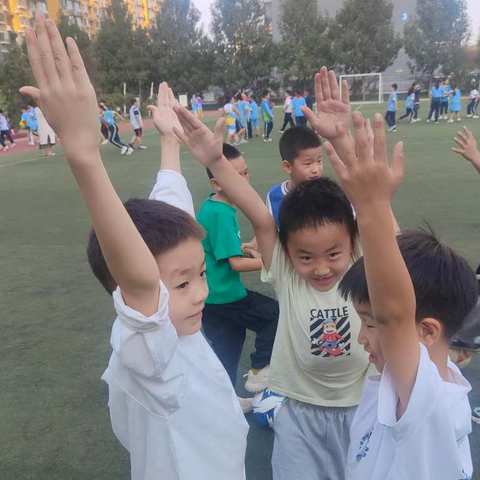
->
<box><xmin>148</xmin><ymin>82</ymin><xmax>182</xmax><ymax>136</ymax></box>
<box><xmin>304</xmin><ymin>67</ymin><xmax>351</xmax><ymax>140</ymax></box>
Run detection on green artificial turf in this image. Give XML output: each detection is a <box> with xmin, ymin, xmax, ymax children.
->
<box><xmin>1</xmin><ymin>104</ymin><xmax>479</xmax><ymax>479</ymax></box>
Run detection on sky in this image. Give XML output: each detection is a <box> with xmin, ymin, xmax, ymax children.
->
<box><xmin>193</xmin><ymin>0</ymin><xmax>480</xmax><ymax>43</ymax></box>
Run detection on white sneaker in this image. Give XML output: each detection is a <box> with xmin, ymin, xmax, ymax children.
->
<box><xmin>138</xmin><ymin>145</ymin><xmax>147</xmax><ymax>150</ymax></box>
<box><xmin>457</xmin><ymin>118</ymin><xmax>462</xmax><ymax>122</ymax></box>
<box><xmin>126</xmin><ymin>146</ymin><xmax>134</xmax><ymax>155</ymax></box>
<box><xmin>10</xmin><ymin>143</ymin><xmax>16</xmax><ymax>148</ymax></box>
<box><xmin>101</xmin><ymin>139</ymin><xmax>109</xmax><ymax>145</ymax></box>
<box><xmin>237</xmin><ymin>396</ymin><xmax>254</xmax><ymax>414</ymax></box>
<box><xmin>244</xmin><ymin>365</ymin><xmax>270</xmax><ymax>393</ymax></box>
<box><xmin>474</xmin><ymin>115</ymin><xmax>479</xmax><ymax>119</ymax></box>
<box><xmin>448</xmin><ymin>119</ymin><xmax>454</xmax><ymax>123</ymax></box>
<box><xmin>120</xmin><ymin>146</ymin><xmax>128</xmax><ymax>155</ymax></box>
<box><xmin>467</xmin><ymin>114</ymin><xmax>473</xmax><ymax>118</ymax></box>
<box><xmin>426</xmin><ymin>119</ymin><xmax>430</xmax><ymax>123</ymax></box>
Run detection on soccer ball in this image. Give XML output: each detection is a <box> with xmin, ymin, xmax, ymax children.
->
<box><xmin>252</xmin><ymin>389</ymin><xmax>284</xmax><ymax>428</ymax></box>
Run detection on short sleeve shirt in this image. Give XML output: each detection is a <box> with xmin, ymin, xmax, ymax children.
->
<box><xmin>197</xmin><ymin>196</ymin><xmax>247</xmax><ymax>304</ymax></box>
<box><xmin>262</xmin><ymin>240</ymin><xmax>370</xmax><ymax>406</ymax></box>
<box><xmin>347</xmin><ymin>344</ymin><xmax>473</xmax><ymax>480</ymax></box>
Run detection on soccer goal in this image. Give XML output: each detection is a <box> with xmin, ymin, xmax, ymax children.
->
<box><xmin>339</xmin><ymin>73</ymin><xmax>383</xmax><ymax>104</ymax></box>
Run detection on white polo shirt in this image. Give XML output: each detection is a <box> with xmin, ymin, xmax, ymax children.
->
<box><xmin>347</xmin><ymin>343</ymin><xmax>473</xmax><ymax>480</ymax></box>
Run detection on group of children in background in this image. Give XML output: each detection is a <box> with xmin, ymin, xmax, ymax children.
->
<box><xmin>15</xmin><ymin>16</ymin><xmax>480</xmax><ymax>480</ymax></box>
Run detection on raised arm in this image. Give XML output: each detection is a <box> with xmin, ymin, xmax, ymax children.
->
<box><xmin>148</xmin><ymin>82</ymin><xmax>183</xmax><ymax>173</ymax></box>
<box><xmin>20</xmin><ymin>15</ymin><xmax>159</xmax><ymax>316</ymax></box>
<box><xmin>452</xmin><ymin>127</ymin><xmax>480</xmax><ymax>175</ymax></box>
<box><xmin>173</xmin><ymin>106</ymin><xmax>277</xmax><ymax>269</ymax></box>
<box><xmin>327</xmin><ymin>112</ymin><xmax>418</xmax><ymax>417</ymax></box>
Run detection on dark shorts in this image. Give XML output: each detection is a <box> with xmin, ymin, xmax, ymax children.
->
<box><xmin>134</xmin><ymin>128</ymin><xmax>142</xmax><ymax>137</ymax></box>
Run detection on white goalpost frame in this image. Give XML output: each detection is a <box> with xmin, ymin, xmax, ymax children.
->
<box><xmin>339</xmin><ymin>73</ymin><xmax>383</xmax><ymax>105</ymax></box>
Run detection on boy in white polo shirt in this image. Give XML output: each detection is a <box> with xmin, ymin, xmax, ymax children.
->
<box><xmin>328</xmin><ymin>111</ymin><xmax>477</xmax><ymax>480</ymax></box>
<box><xmin>21</xmin><ymin>17</ymin><xmax>248</xmax><ymax>480</ymax></box>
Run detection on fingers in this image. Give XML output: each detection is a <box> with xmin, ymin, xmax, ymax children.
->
<box><xmin>372</xmin><ymin>113</ymin><xmax>387</xmax><ymax>163</ymax></box>
<box><xmin>147</xmin><ymin>105</ymin><xmax>157</xmax><ymax>114</ymax></box>
<box><xmin>24</xmin><ymin>29</ymin><xmax>47</xmax><ymax>89</ymax></box>
<box><xmin>45</xmin><ymin>19</ymin><xmax>72</xmax><ymax>82</ymax></box>
<box><xmin>302</xmin><ymin>106</ymin><xmax>317</xmax><ymax>124</ymax></box>
<box><xmin>320</xmin><ymin>66</ymin><xmax>331</xmax><ymax>101</ymax></box>
<box><xmin>214</xmin><ymin>117</ymin><xmax>225</xmax><ymax>139</ymax></box>
<box><xmin>329</xmin><ymin>70</ymin><xmax>340</xmax><ymax>101</ymax></box>
<box><xmin>351</xmin><ymin>111</ymin><xmax>370</xmax><ymax>162</ymax></box>
<box><xmin>314</xmin><ymin>72</ymin><xmax>323</xmax><ymax>104</ymax></box>
<box><xmin>325</xmin><ymin>141</ymin><xmax>348</xmax><ymax>180</ymax></box>
<box><xmin>157</xmin><ymin>82</ymin><xmax>168</xmax><ymax>107</ymax></box>
<box><xmin>19</xmin><ymin>86</ymin><xmax>41</xmax><ymax>102</ymax></box>
<box><xmin>341</xmin><ymin>79</ymin><xmax>350</xmax><ymax>106</ymax></box>
<box><xmin>173</xmin><ymin>126</ymin><xmax>188</xmax><ymax>145</ymax></box>
<box><xmin>451</xmin><ymin>147</ymin><xmax>464</xmax><ymax>155</ymax></box>
<box><xmin>173</xmin><ymin>105</ymin><xmax>200</xmax><ymax>134</ymax></box>
<box><xmin>454</xmin><ymin>136</ymin><xmax>466</xmax><ymax>148</ymax></box>
<box><xmin>34</xmin><ymin>13</ymin><xmax>59</xmax><ymax>85</ymax></box>
<box><xmin>167</xmin><ymin>86</ymin><xmax>177</xmax><ymax>107</ymax></box>
<box><xmin>65</xmin><ymin>37</ymin><xmax>90</xmax><ymax>87</ymax></box>
<box><xmin>392</xmin><ymin>141</ymin><xmax>405</xmax><ymax>184</ymax></box>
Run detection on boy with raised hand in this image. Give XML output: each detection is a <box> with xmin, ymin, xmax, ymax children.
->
<box><xmin>329</xmin><ymin>113</ymin><xmax>477</xmax><ymax>479</ymax></box>
<box><xmin>21</xmin><ymin>16</ymin><xmax>248</xmax><ymax>480</ymax></box>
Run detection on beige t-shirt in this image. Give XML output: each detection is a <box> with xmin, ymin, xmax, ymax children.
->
<box><xmin>262</xmin><ymin>240</ymin><xmax>370</xmax><ymax>407</ymax></box>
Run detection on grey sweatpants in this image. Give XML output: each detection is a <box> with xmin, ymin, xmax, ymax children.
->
<box><xmin>272</xmin><ymin>398</ymin><xmax>356</xmax><ymax>480</ymax></box>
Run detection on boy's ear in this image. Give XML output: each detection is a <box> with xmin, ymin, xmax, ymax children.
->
<box><xmin>281</xmin><ymin>160</ymin><xmax>293</xmax><ymax>175</ymax></box>
<box><xmin>417</xmin><ymin>318</ymin><xmax>443</xmax><ymax>347</ymax></box>
<box><xmin>209</xmin><ymin>178</ymin><xmax>222</xmax><ymax>192</ymax></box>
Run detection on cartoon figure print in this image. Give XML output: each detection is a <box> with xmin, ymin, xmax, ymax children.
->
<box><xmin>318</xmin><ymin>319</ymin><xmax>345</xmax><ymax>356</ymax></box>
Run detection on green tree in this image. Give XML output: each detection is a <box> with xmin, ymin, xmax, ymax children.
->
<box><xmin>279</xmin><ymin>0</ymin><xmax>332</xmax><ymax>89</ymax></box>
<box><xmin>404</xmin><ymin>0</ymin><xmax>470</xmax><ymax>76</ymax></box>
<box><xmin>211</xmin><ymin>0</ymin><xmax>275</xmax><ymax>91</ymax></box>
<box><xmin>151</xmin><ymin>0</ymin><xmax>213</xmax><ymax>94</ymax></box>
<box><xmin>94</xmin><ymin>1</ymin><xmax>152</xmax><ymax>94</ymax></box>
<box><xmin>329</xmin><ymin>0</ymin><xmax>402</xmax><ymax>74</ymax></box>
<box><xmin>0</xmin><ymin>36</ymin><xmax>33</xmax><ymax>121</ymax></box>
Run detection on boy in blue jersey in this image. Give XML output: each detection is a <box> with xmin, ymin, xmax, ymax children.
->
<box><xmin>292</xmin><ymin>90</ymin><xmax>307</xmax><ymax>127</ymax></box>
<box><xmin>266</xmin><ymin>127</ymin><xmax>323</xmax><ymax>225</ymax></box>
<box><xmin>384</xmin><ymin>83</ymin><xmax>398</xmax><ymax>132</ymax></box>
<box><xmin>249</xmin><ymin>96</ymin><xmax>260</xmax><ymax>137</ymax></box>
<box><xmin>427</xmin><ymin>80</ymin><xmax>443</xmax><ymax>123</ymax></box>
<box><xmin>440</xmin><ymin>80</ymin><xmax>450</xmax><ymax>120</ymax></box>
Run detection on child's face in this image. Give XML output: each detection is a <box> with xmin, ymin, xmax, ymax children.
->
<box><xmin>354</xmin><ymin>301</ymin><xmax>385</xmax><ymax>372</ymax></box>
<box><xmin>156</xmin><ymin>237</ymin><xmax>208</xmax><ymax>336</ymax></box>
<box><xmin>282</xmin><ymin>147</ymin><xmax>323</xmax><ymax>186</ymax></box>
<box><xmin>286</xmin><ymin>223</ymin><xmax>353</xmax><ymax>291</ymax></box>
<box><xmin>212</xmin><ymin>156</ymin><xmax>250</xmax><ymax>194</ymax></box>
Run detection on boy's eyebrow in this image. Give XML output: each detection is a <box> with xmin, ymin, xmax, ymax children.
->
<box><xmin>172</xmin><ymin>261</ymin><xmax>206</xmax><ymax>276</ymax></box>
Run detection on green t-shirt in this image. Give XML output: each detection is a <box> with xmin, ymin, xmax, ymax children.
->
<box><xmin>197</xmin><ymin>196</ymin><xmax>247</xmax><ymax>304</ymax></box>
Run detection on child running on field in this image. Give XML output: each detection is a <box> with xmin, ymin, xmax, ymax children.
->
<box><xmin>332</xmin><ymin>112</ymin><xmax>477</xmax><ymax>479</ymax></box>
<box><xmin>448</xmin><ymin>80</ymin><xmax>462</xmax><ymax>123</ymax></box>
<box><xmin>20</xmin><ymin>16</ymin><xmax>248</xmax><ymax>479</ymax></box>
<box><xmin>174</xmin><ymin>66</ymin><xmax>372</xmax><ymax>480</ymax></box>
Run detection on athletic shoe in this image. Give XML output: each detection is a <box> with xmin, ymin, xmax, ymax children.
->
<box><xmin>126</xmin><ymin>146</ymin><xmax>134</xmax><ymax>155</ymax></box>
<box><xmin>457</xmin><ymin>118</ymin><xmax>462</xmax><ymax>122</ymax></box>
<box><xmin>237</xmin><ymin>396</ymin><xmax>254</xmax><ymax>414</ymax></box>
<box><xmin>239</xmin><ymin>139</ymin><xmax>248</xmax><ymax>144</ymax></box>
<box><xmin>388</xmin><ymin>126</ymin><xmax>397</xmax><ymax>132</ymax></box>
<box><xmin>472</xmin><ymin>407</ymin><xmax>480</xmax><ymax>425</ymax></box>
<box><xmin>426</xmin><ymin>119</ymin><xmax>431</xmax><ymax>123</ymax></box>
<box><xmin>120</xmin><ymin>146</ymin><xmax>128</xmax><ymax>155</ymax></box>
<box><xmin>467</xmin><ymin>114</ymin><xmax>473</xmax><ymax>118</ymax></box>
<box><xmin>10</xmin><ymin>143</ymin><xmax>16</xmax><ymax>148</ymax></box>
<box><xmin>266</xmin><ymin>138</ymin><xmax>273</xmax><ymax>143</ymax></box>
<box><xmin>244</xmin><ymin>366</ymin><xmax>270</xmax><ymax>393</ymax></box>
<box><xmin>28</xmin><ymin>142</ymin><xmax>35</xmax><ymax>146</ymax></box>
<box><xmin>448</xmin><ymin>119</ymin><xmax>454</xmax><ymax>123</ymax></box>
<box><xmin>138</xmin><ymin>145</ymin><xmax>147</xmax><ymax>150</ymax></box>
<box><xmin>101</xmin><ymin>139</ymin><xmax>109</xmax><ymax>145</ymax></box>
<box><xmin>47</xmin><ymin>152</ymin><xmax>56</xmax><ymax>156</ymax></box>
<box><xmin>474</xmin><ymin>116</ymin><xmax>479</xmax><ymax>119</ymax></box>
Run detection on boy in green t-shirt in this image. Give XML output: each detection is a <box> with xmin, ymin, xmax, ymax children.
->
<box><xmin>197</xmin><ymin>143</ymin><xmax>278</xmax><ymax>409</ymax></box>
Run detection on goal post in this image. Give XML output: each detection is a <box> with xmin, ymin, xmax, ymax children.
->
<box><xmin>339</xmin><ymin>73</ymin><xmax>383</xmax><ymax>104</ymax></box>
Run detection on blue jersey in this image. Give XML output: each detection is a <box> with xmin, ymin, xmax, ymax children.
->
<box><xmin>405</xmin><ymin>93</ymin><xmax>415</xmax><ymax>110</ymax></box>
<box><xmin>387</xmin><ymin>92</ymin><xmax>398</xmax><ymax>112</ymax></box>
<box><xmin>431</xmin><ymin>87</ymin><xmax>443</xmax><ymax>99</ymax></box>
<box><xmin>450</xmin><ymin>88</ymin><xmax>462</xmax><ymax>112</ymax></box>
<box><xmin>103</xmin><ymin>109</ymin><xmax>115</xmax><ymax>126</ymax></box>
<box><xmin>249</xmin><ymin>101</ymin><xmax>259</xmax><ymax>120</ymax></box>
<box><xmin>292</xmin><ymin>96</ymin><xmax>306</xmax><ymax>117</ymax></box>
<box><xmin>25</xmin><ymin>108</ymin><xmax>38</xmax><ymax>131</ymax></box>
<box><xmin>238</xmin><ymin>100</ymin><xmax>248</xmax><ymax>122</ymax></box>
<box><xmin>261</xmin><ymin>99</ymin><xmax>273</xmax><ymax>120</ymax></box>
<box><xmin>266</xmin><ymin>181</ymin><xmax>289</xmax><ymax>226</ymax></box>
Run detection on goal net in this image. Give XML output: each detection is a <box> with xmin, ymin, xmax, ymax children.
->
<box><xmin>339</xmin><ymin>73</ymin><xmax>383</xmax><ymax>104</ymax></box>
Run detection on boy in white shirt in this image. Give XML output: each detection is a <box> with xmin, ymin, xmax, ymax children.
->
<box><xmin>129</xmin><ymin>97</ymin><xmax>147</xmax><ymax>149</ymax></box>
<box><xmin>21</xmin><ymin>16</ymin><xmax>248</xmax><ymax>480</ymax></box>
<box><xmin>325</xmin><ymin>111</ymin><xmax>477</xmax><ymax>479</ymax></box>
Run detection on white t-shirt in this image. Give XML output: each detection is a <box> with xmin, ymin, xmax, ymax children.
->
<box><xmin>129</xmin><ymin>104</ymin><xmax>142</xmax><ymax>130</ymax></box>
<box><xmin>347</xmin><ymin>343</ymin><xmax>473</xmax><ymax>480</ymax></box>
<box><xmin>0</xmin><ymin>113</ymin><xmax>8</xmax><ymax>131</ymax></box>
<box><xmin>262</xmin><ymin>240</ymin><xmax>370</xmax><ymax>407</ymax></box>
<box><xmin>102</xmin><ymin>170</ymin><xmax>248</xmax><ymax>480</ymax></box>
<box><xmin>283</xmin><ymin>96</ymin><xmax>293</xmax><ymax>114</ymax></box>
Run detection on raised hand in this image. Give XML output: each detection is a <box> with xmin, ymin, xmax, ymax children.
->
<box><xmin>19</xmin><ymin>13</ymin><xmax>99</xmax><ymax>162</ymax></box>
<box><xmin>173</xmin><ymin>106</ymin><xmax>225</xmax><ymax>168</ymax></box>
<box><xmin>325</xmin><ymin>112</ymin><xmax>404</xmax><ymax>210</ymax></box>
<box><xmin>148</xmin><ymin>82</ymin><xmax>183</xmax><ymax>137</ymax></box>
<box><xmin>452</xmin><ymin>127</ymin><xmax>480</xmax><ymax>173</ymax></box>
<box><xmin>303</xmin><ymin>66</ymin><xmax>351</xmax><ymax>140</ymax></box>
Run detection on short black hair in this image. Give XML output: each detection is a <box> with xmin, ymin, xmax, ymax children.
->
<box><xmin>87</xmin><ymin>198</ymin><xmax>204</xmax><ymax>294</ymax></box>
<box><xmin>392</xmin><ymin>83</ymin><xmax>398</xmax><ymax>90</ymax></box>
<box><xmin>278</xmin><ymin>177</ymin><xmax>358</xmax><ymax>251</ymax></box>
<box><xmin>339</xmin><ymin>229</ymin><xmax>479</xmax><ymax>339</ymax></box>
<box><xmin>279</xmin><ymin>127</ymin><xmax>322</xmax><ymax>164</ymax></box>
<box><xmin>206</xmin><ymin>143</ymin><xmax>242</xmax><ymax>179</ymax></box>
